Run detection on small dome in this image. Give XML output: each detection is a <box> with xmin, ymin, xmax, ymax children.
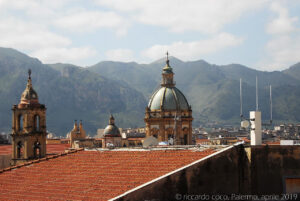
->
<box><xmin>20</xmin><ymin>69</ymin><xmax>39</xmax><ymax>105</ymax></box>
<box><xmin>103</xmin><ymin>125</ymin><xmax>121</xmax><ymax>136</ymax></box>
<box><xmin>148</xmin><ymin>87</ymin><xmax>189</xmax><ymax>111</ymax></box>
<box><xmin>103</xmin><ymin>115</ymin><xmax>121</xmax><ymax>137</ymax></box>
<box><xmin>21</xmin><ymin>86</ymin><xmax>38</xmax><ymax>102</ymax></box>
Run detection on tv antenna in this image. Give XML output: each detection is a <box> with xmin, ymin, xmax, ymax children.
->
<box><xmin>262</xmin><ymin>85</ymin><xmax>273</xmax><ymax>126</ymax></box>
<box><xmin>240</xmin><ymin>77</ymin><xmax>273</xmax><ymax>128</ymax></box>
<box><xmin>240</xmin><ymin>79</ymin><xmax>249</xmax><ymax>128</ymax></box>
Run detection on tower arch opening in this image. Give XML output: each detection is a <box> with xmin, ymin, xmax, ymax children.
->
<box><xmin>33</xmin><ymin>141</ymin><xmax>41</xmax><ymax>158</ymax></box>
<box><xmin>18</xmin><ymin>114</ymin><xmax>23</xmax><ymax>131</ymax></box>
<box><xmin>17</xmin><ymin>141</ymin><xmax>23</xmax><ymax>158</ymax></box>
<box><xmin>34</xmin><ymin>115</ymin><xmax>40</xmax><ymax>131</ymax></box>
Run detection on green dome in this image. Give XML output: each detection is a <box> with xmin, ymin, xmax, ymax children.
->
<box><xmin>148</xmin><ymin>87</ymin><xmax>189</xmax><ymax>110</ymax></box>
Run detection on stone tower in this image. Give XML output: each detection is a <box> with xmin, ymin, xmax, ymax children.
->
<box><xmin>145</xmin><ymin>53</ymin><xmax>193</xmax><ymax>145</ymax></box>
<box><xmin>69</xmin><ymin>120</ymin><xmax>86</xmax><ymax>148</ymax></box>
<box><xmin>11</xmin><ymin>70</ymin><xmax>47</xmax><ymax>164</ymax></box>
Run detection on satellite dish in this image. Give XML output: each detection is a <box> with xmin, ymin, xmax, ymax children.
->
<box><xmin>143</xmin><ymin>136</ymin><xmax>158</xmax><ymax>147</ymax></box>
<box><xmin>241</xmin><ymin>120</ymin><xmax>250</xmax><ymax>128</ymax></box>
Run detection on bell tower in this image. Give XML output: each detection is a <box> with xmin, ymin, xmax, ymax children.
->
<box><xmin>11</xmin><ymin>69</ymin><xmax>47</xmax><ymax>164</ymax></box>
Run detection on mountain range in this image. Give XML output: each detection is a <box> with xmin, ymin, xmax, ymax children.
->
<box><xmin>0</xmin><ymin>47</ymin><xmax>300</xmax><ymax>136</ymax></box>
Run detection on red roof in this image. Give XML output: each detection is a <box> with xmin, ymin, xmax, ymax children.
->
<box><xmin>0</xmin><ymin>144</ymin><xmax>69</xmax><ymax>156</ymax></box>
<box><xmin>46</xmin><ymin>144</ymin><xmax>70</xmax><ymax>154</ymax></box>
<box><xmin>0</xmin><ymin>149</ymin><xmax>215</xmax><ymax>200</ymax></box>
<box><xmin>264</xmin><ymin>141</ymin><xmax>280</xmax><ymax>145</ymax></box>
<box><xmin>0</xmin><ymin>145</ymin><xmax>11</xmax><ymax>155</ymax></box>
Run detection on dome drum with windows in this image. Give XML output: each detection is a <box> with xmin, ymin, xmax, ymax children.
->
<box><xmin>144</xmin><ymin>53</ymin><xmax>193</xmax><ymax>145</ymax></box>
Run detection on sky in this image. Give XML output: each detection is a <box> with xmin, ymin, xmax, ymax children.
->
<box><xmin>0</xmin><ymin>0</ymin><xmax>299</xmax><ymax>71</ymax></box>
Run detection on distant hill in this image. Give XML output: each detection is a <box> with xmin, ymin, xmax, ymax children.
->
<box><xmin>88</xmin><ymin>56</ymin><xmax>300</xmax><ymax>126</ymax></box>
<box><xmin>283</xmin><ymin>62</ymin><xmax>300</xmax><ymax>81</ymax></box>
<box><xmin>1</xmin><ymin>47</ymin><xmax>300</xmax><ymax>136</ymax></box>
<box><xmin>0</xmin><ymin>48</ymin><xmax>147</xmax><ymax>136</ymax></box>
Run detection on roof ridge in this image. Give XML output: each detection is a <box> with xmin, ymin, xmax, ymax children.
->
<box><xmin>0</xmin><ymin>148</ymin><xmax>84</xmax><ymax>174</ymax></box>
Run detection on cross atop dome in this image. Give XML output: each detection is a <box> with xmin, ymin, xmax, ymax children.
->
<box><xmin>166</xmin><ymin>51</ymin><xmax>170</xmax><ymax>66</ymax></box>
<box><xmin>28</xmin><ymin>69</ymin><xmax>31</xmax><ymax>79</ymax></box>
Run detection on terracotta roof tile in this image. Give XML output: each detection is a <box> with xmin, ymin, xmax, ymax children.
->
<box><xmin>0</xmin><ymin>149</ymin><xmax>215</xmax><ymax>200</ymax></box>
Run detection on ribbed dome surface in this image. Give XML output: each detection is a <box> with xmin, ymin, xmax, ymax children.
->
<box><xmin>148</xmin><ymin>87</ymin><xmax>189</xmax><ymax>110</ymax></box>
<box><xmin>103</xmin><ymin>125</ymin><xmax>121</xmax><ymax>136</ymax></box>
<box><xmin>103</xmin><ymin>115</ymin><xmax>121</xmax><ymax>137</ymax></box>
<box><xmin>21</xmin><ymin>86</ymin><xmax>38</xmax><ymax>101</ymax></box>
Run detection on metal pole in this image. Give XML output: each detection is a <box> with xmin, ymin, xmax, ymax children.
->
<box><xmin>270</xmin><ymin>85</ymin><xmax>272</xmax><ymax>124</ymax></box>
<box><xmin>256</xmin><ymin>76</ymin><xmax>258</xmax><ymax>111</ymax></box>
<box><xmin>240</xmin><ymin>78</ymin><xmax>243</xmax><ymax>119</ymax></box>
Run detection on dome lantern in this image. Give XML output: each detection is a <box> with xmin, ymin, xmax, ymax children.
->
<box><xmin>161</xmin><ymin>51</ymin><xmax>175</xmax><ymax>87</ymax></box>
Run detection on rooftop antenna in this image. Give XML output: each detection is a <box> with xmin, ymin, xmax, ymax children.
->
<box><xmin>240</xmin><ymin>78</ymin><xmax>243</xmax><ymax>120</ymax></box>
<box><xmin>240</xmin><ymin>78</ymin><xmax>250</xmax><ymax>129</ymax></box>
<box><xmin>256</xmin><ymin>76</ymin><xmax>258</xmax><ymax>111</ymax></box>
<box><xmin>269</xmin><ymin>85</ymin><xmax>273</xmax><ymax>124</ymax></box>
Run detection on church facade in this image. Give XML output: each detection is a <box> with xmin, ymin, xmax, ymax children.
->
<box><xmin>144</xmin><ymin>54</ymin><xmax>193</xmax><ymax>145</ymax></box>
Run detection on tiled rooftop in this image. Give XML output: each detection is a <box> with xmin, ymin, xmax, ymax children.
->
<box><xmin>0</xmin><ymin>145</ymin><xmax>11</xmax><ymax>155</ymax></box>
<box><xmin>0</xmin><ymin>144</ymin><xmax>70</xmax><ymax>155</ymax></box>
<box><xmin>0</xmin><ymin>148</ymin><xmax>215</xmax><ymax>201</ymax></box>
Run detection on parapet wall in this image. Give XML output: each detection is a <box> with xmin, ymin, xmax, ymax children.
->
<box><xmin>250</xmin><ymin>145</ymin><xmax>300</xmax><ymax>194</ymax></box>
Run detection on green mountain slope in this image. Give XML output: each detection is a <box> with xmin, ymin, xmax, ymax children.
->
<box><xmin>88</xmin><ymin>57</ymin><xmax>300</xmax><ymax>126</ymax></box>
<box><xmin>283</xmin><ymin>62</ymin><xmax>300</xmax><ymax>81</ymax></box>
<box><xmin>1</xmin><ymin>47</ymin><xmax>300</xmax><ymax>135</ymax></box>
<box><xmin>0</xmin><ymin>48</ymin><xmax>147</xmax><ymax>136</ymax></box>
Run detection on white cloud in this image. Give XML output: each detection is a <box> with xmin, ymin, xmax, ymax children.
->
<box><xmin>258</xmin><ymin>35</ymin><xmax>300</xmax><ymax>70</ymax></box>
<box><xmin>31</xmin><ymin>47</ymin><xmax>97</xmax><ymax>64</ymax></box>
<box><xmin>142</xmin><ymin>33</ymin><xmax>243</xmax><ymax>61</ymax></box>
<box><xmin>95</xmin><ymin>0</ymin><xmax>268</xmax><ymax>34</ymax></box>
<box><xmin>266</xmin><ymin>2</ymin><xmax>298</xmax><ymax>35</ymax></box>
<box><xmin>258</xmin><ymin>2</ymin><xmax>300</xmax><ymax>70</ymax></box>
<box><xmin>105</xmin><ymin>49</ymin><xmax>134</xmax><ymax>62</ymax></box>
<box><xmin>54</xmin><ymin>10</ymin><xmax>129</xmax><ymax>36</ymax></box>
<box><xmin>0</xmin><ymin>18</ymin><xmax>71</xmax><ymax>50</ymax></box>
<box><xmin>0</xmin><ymin>1</ymin><xmax>100</xmax><ymax>65</ymax></box>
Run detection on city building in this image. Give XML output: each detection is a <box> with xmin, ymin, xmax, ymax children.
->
<box><xmin>145</xmin><ymin>53</ymin><xmax>193</xmax><ymax>145</ymax></box>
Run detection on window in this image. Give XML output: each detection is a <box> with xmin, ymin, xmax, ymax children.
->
<box><xmin>34</xmin><ymin>115</ymin><xmax>40</xmax><ymax>131</ymax></box>
<box><xmin>18</xmin><ymin>115</ymin><xmax>23</xmax><ymax>131</ymax></box>
<box><xmin>33</xmin><ymin>141</ymin><xmax>41</xmax><ymax>158</ymax></box>
<box><xmin>184</xmin><ymin>135</ymin><xmax>188</xmax><ymax>145</ymax></box>
<box><xmin>17</xmin><ymin>141</ymin><xmax>23</xmax><ymax>158</ymax></box>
